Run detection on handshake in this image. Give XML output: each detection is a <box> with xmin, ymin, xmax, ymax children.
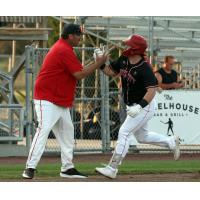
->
<box><xmin>93</xmin><ymin>47</ymin><xmax>110</xmax><ymax>65</ymax></box>
<box><xmin>93</xmin><ymin>48</ymin><xmax>104</xmax><ymax>60</ymax></box>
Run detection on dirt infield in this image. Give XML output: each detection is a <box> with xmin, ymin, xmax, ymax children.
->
<box><xmin>1</xmin><ymin>153</ymin><xmax>200</xmax><ymax>181</ymax></box>
<box><xmin>0</xmin><ymin>153</ymin><xmax>199</xmax><ymax>164</ymax></box>
<box><xmin>10</xmin><ymin>172</ymin><xmax>199</xmax><ymax>182</ymax></box>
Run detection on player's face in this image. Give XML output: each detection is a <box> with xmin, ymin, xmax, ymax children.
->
<box><xmin>166</xmin><ymin>58</ymin><xmax>175</xmax><ymax>70</ymax></box>
<box><xmin>69</xmin><ymin>34</ymin><xmax>82</xmax><ymax>46</ymax></box>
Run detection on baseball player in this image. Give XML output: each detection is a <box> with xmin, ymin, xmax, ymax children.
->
<box><xmin>22</xmin><ymin>23</ymin><xmax>108</xmax><ymax>179</ymax></box>
<box><xmin>95</xmin><ymin>34</ymin><xmax>180</xmax><ymax>179</ymax></box>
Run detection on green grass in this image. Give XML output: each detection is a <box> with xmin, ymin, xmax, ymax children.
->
<box><xmin>0</xmin><ymin>160</ymin><xmax>200</xmax><ymax>180</ymax></box>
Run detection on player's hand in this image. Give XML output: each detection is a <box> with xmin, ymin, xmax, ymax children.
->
<box><xmin>93</xmin><ymin>48</ymin><xmax>103</xmax><ymax>60</ymax></box>
<box><xmin>178</xmin><ymin>81</ymin><xmax>184</xmax><ymax>88</ymax></box>
<box><xmin>126</xmin><ymin>104</ymin><xmax>142</xmax><ymax>117</ymax></box>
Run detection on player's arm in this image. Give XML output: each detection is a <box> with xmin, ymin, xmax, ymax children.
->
<box><xmin>126</xmin><ymin>87</ymin><xmax>157</xmax><ymax>118</ymax></box>
<box><xmin>127</xmin><ymin>65</ymin><xmax>158</xmax><ymax>117</ymax></box>
<box><xmin>93</xmin><ymin>48</ymin><xmax>121</xmax><ymax>77</ymax></box>
<box><xmin>100</xmin><ymin>64</ymin><xmax>119</xmax><ymax>77</ymax></box>
<box><xmin>143</xmin><ymin>87</ymin><xmax>156</xmax><ymax>104</ymax></box>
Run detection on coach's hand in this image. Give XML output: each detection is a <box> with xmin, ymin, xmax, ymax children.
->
<box><xmin>126</xmin><ymin>104</ymin><xmax>142</xmax><ymax>117</ymax></box>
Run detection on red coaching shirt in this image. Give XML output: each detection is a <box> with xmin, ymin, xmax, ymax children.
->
<box><xmin>34</xmin><ymin>38</ymin><xmax>83</xmax><ymax>107</ymax></box>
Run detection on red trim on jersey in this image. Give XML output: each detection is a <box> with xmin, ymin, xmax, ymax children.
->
<box><xmin>28</xmin><ymin>101</ymin><xmax>43</xmax><ymax>165</ymax></box>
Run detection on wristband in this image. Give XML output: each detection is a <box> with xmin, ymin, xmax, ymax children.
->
<box><xmin>100</xmin><ymin>64</ymin><xmax>106</xmax><ymax>70</ymax></box>
<box><xmin>138</xmin><ymin>99</ymin><xmax>149</xmax><ymax>108</ymax></box>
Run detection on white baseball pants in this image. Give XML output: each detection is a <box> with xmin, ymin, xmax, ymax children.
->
<box><xmin>115</xmin><ymin>98</ymin><xmax>176</xmax><ymax>157</ymax></box>
<box><xmin>26</xmin><ymin>100</ymin><xmax>74</xmax><ymax>171</ymax></box>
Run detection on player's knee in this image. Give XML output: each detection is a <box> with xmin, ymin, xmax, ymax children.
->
<box><xmin>118</xmin><ymin>131</ymin><xmax>129</xmax><ymax>142</ymax></box>
<box><xmin>135</xmin><ymin>135</ymin><xmax>145</xmax><ymax>143</ymax></box>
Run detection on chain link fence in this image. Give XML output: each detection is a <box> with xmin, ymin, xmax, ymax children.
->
<box><xmin>0</xmin><ymin>104</ymin><xmax>24</xmax><ymax>142</ymax></box>
<box><xmin>25</xmin><ymin>46</ymin><xmax>114</xmax><ymax>153</ymax></box>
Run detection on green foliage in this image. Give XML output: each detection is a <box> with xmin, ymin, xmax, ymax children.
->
<box><xmin>47</xmin><ymin>17</ymin><xmax>60</xmax><ymax>47</ymax></box>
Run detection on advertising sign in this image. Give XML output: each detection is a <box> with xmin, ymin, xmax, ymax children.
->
<box><xmin>148</xmin><ymin>90</ymin><xmax>200</xmax><ymax>144</ymax></box>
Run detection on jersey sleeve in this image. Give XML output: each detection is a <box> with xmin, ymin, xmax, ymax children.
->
<box><xmin>61</xmin><ymin>49</ymin><xmax>83</xmax><ymax>74</ymax></box>
<box><xmin>141</xmin><ymin>63</ymin><xmax>158</xmax><ymax>88</ymax></box>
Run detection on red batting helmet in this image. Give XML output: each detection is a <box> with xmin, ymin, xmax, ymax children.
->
<box><xmin>122</xmin><ymin>34</ymin><xmax>147</xmax><ymax>57</ymax></box>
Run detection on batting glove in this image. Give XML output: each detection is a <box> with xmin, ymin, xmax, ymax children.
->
<box><xmin>126</xmin><ymin>104</ymin><xmax>142</xmax><ymax>117</ymax></box>
<box><xmin>93</xmin><ymin>48</ymin><xmax>103</xmax><ymax>61</ymax></box>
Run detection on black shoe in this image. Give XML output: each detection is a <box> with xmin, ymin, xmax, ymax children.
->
<box><xmin>22</xmin><ymin>168</ymin><xmax>36</xmax><ymax>179</ymax></box>
<box><xmin>60</xmin><ymin>168</ymin><xmax>87</xmax><ymax>178</ymax></box>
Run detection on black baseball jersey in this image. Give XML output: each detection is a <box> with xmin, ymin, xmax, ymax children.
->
<box><xmin>157</xmin><ymin>68</ymin><xmax>177</xmax><ymax>85</ymax></box>
<box><xmin>110</xmin><ymin>56</ymin><xmax>158</xmax><ymax>105</ymax></box>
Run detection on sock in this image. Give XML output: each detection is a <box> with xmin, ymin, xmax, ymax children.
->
<box><xmin>108</xmin><ymin>153</ymin><xmax>123</xmax><ymax>169</ymax></box>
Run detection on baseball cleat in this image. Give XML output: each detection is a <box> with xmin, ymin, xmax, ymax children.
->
<box><xmin>172</xmin><ymin>136</ymin><xmax>180</xmax><ymax>161</ymax></box>
<box><xmin>22</xmin><ymin>168</ymin><xmax>36</xmax><ymax>179</ymax></box>
<box><xmin>95</xmin><ymin>165</ymin><xmax>118</xmax><ymax>179</ymax></box>
<box><xmin>60</xmin><ymin>168</ymin><xmax>87</xmax><ymax>178</ymax></box>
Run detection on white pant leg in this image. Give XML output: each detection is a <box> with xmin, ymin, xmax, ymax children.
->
<box><xmin>133</xmin><ymin>98</ymin><xmax>174</xmax><ymax>149</ymax></box>
<box><xmin>128</xmin><ymin>134</ymin><xmax>138</xmax><ymax>145</ymax></box>
<box><xmin>134</xmin><ymin>123</ymin><xmax>172</xmax><ymax>148</ymax></box>
<box><xmin>26</xmin><ymin>100</ymin><xmax>61</xmax><ymax>169</ymax></box>
<box><xmin>115</xmin><ymin>99</ymin><xmax>156</xmax><ymax>158</ymax></box>
<box><xmin>52</xmin><ymin>108</ymin><xmax>75</xmax><ymax>171</ymax></box>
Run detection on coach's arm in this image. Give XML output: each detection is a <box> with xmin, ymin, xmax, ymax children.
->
<box><xmin>73</xmin><ymin>53</ymin><xmax>108</xmax><ymax>80</ymax></box>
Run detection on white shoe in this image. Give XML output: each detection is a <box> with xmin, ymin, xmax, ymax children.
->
<box><xmin>95</xmin><ymin>165</ymin><xmax>118</xmax><ymax>179</ymax></box>
<box><xmin>172</xmin><ymin>136</ymin><xmax>180</xmax><ymax>161</ymax></box>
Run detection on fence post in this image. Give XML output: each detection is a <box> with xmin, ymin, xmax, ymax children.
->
<box><xmin>25</xmin><ymin>46</ymin><xmax>32</xmax><ymax>153</ymax></box>
<box><xmin>100</xmin><ymin>71</ymin><xmax>110</xmax><ymax>152</ymax></box>
<box><xmin>8</xmin><ymin>76</ymin><xmax>14</xmax><ymax>141</ymax></box>
<box><xmin>100</xmin><ymin>71</ymin><xmax>106</xmax><ymax>152</ymax></box>
<box><xmin>105</xmin><ymin>75</ymin><xmax>111</xmax><ymax>151</ymax></box>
